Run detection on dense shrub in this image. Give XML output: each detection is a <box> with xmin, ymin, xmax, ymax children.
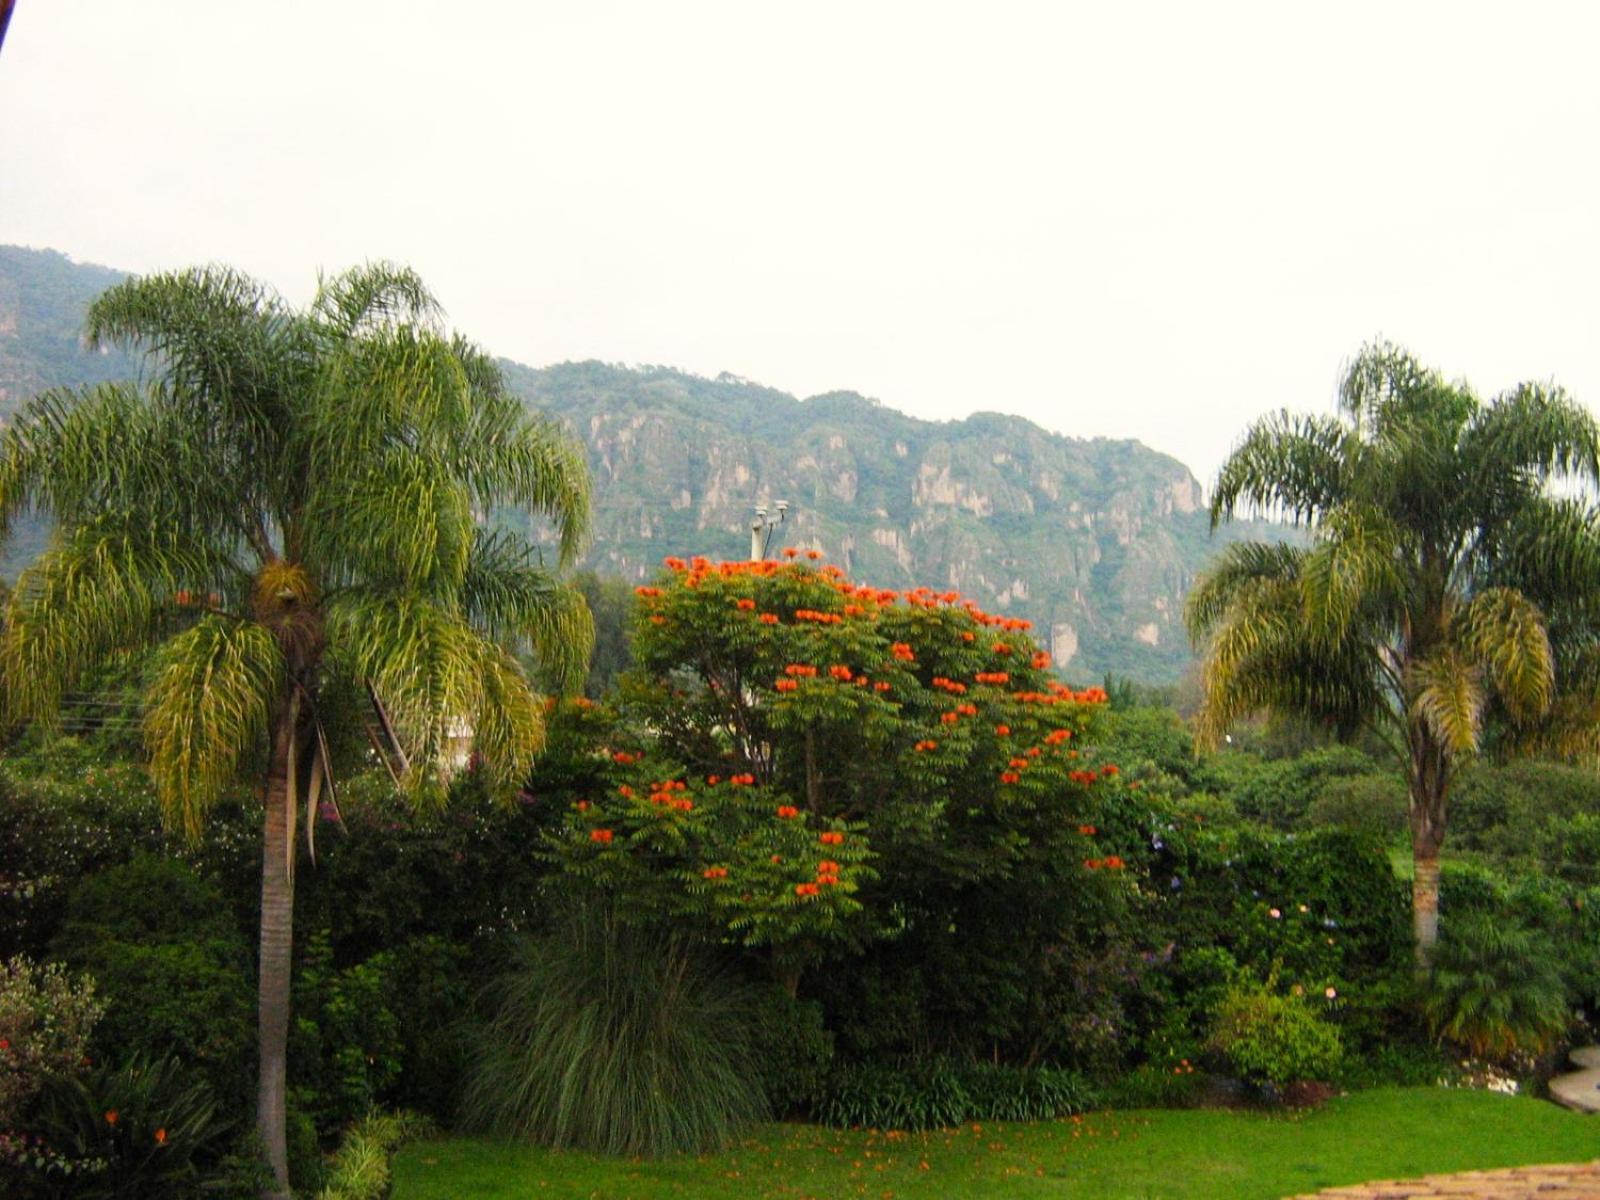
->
<box><xmin>1227</xmin><ymin>747</ymin><xmax>1387</xmax><ymax>831</ymax></box>
<box><xmin>1207</xmin><ymin>979</ymin><xmax>1343</xmax><ymax>1087</ymax></box>
<box><xmin>750</xmin><ymin>988</ymin><xmax>833</xmax><ymax>1117</ymax></box>
<box><xmin>51</xmin><ymin>856</ymin><xmax>253</xmax><ymax>1114</ymax></box>
<box><xmin>462</xmin><ymin>905</ymin><xmax>770</xmax><ymax>1156</ymax></box>
<box><xmin>0</xmin><ymin>955</ymin><xmax>102</xmax><ymax>1127</ymax></box>
<box><xmin>814</xmin><ymin>1060</ymin><xmax>1095</xmax><ymax>1130</ymax></box>
<box><xmin>1422</xmin><ymin>913</ymin><xmax>1570</xmax><ymax>1060</ymax></box>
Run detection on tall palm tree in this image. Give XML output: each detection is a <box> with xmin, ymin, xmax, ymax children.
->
<box><xmin>0</xmin><ymin>264</ymin><xmax>592</xmax><ymax>1194</ymax></box>
<box><xmin>1187</xmin><ymin>342</ymin><xmax>1600</xmax><ymax>966</ymax></box>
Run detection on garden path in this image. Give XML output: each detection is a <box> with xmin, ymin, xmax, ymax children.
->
<box><xmin>1286</xmin><ymin>1159</ymin><xmax>1600</xmax><ymax>1198</ymax></box>
<box><xmin>1549</xmin><ymin>1046</ymin><xmax>1600</xmax><ymax>1114</ymax></box>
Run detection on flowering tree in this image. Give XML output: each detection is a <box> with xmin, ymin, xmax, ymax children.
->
<box><xmin>552</xmin><ymin>553</ymin><xmax>1124</xmax><ymax>989</ymax></box>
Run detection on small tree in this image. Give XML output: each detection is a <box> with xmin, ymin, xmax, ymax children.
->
<box><xmin>552</xmin><ymin>553</ymin><xmax>1124</xmax><ymax>992</ymax></box>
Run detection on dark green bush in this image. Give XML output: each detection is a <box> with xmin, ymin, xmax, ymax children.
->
<box><xmin>1422</xmin><ymin>912</ymin><xmax>1570</xmax><ymax>1060</ymax></box>
<box><xmin>15</xmin><ymin>1055</ymin><xmax>241</xmax><ymax>1199</ymax></box>
<box><xmin>462</xmin><ymin>906</ymin><xmax>770</xmax><ymax>1156</ymax></box>
<box><xmin>51</xmin><ymin>856</ymin><xmax>253</xmax><ymax>1115</ymax></box>
<box><xmin>813</xmin><ymin>1060</ymin><xmax>1095</xmax><ymax>1130</ymax></box>
<box><xmin>751</xmin><ymin>987</ymin><xmax>833</xmax><ymax>1117</ymax></box>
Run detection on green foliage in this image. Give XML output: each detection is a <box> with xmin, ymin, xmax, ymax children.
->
<box><xmin>1422</xmin><ymin>913</ymin><xmax>1570</xmax><ymax>1060</ymax></box>
<box><xmin>813</xmin><ymin>1060</ymin><xmax>1095</xmax><ymax>1131</ymax></box>
<box><xmin>1207</xmin><ymin>980</ymin><xmax>1343</xmax><ymax>1087</ymax></box>
<box><xmin>316</xmin><ymin>1110</ymin><xmax>434</xmax><ymax>1200</ymax></box>
<box><xmin>749</xmin><ymin>989</ymin><xmax>834</xmax><ymax>1118</ymax></box>
<box><xmin>1227</xmin><ymin>746</ymin><xmax>1388</xmax><ymax>831</ymax></box>
<box><xmin>50</xmin><ymin>855</ymin><xmax>253</xmax><ymax>1112</ymax></box>
<box><xmin>18</xmin><ymin>1055</ymin><xmax>238</xmax><ymax>1199</ymax></box>
<box><xmin>0</xmin><ymin>955</ymin><xmax>102</xmax><ymax>1127</ymax></box>
<box><xmin>462</xmin><ymin>905</ymin><xmax>770</xmax><ymax>1157</ymax></box>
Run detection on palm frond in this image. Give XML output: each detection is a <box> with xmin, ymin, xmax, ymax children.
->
<box><xmin>462</xmin><ymin>528</ymin><xmax>595</xmax><ymax>690</ymax></box>
<box><xmin>1458</xmin><ymin>587</ymin><xmax>1553</xmax><ymax>723</ymax></box>
<box><xmin>1462</xmin><ymin>381</ymin><xmax>1600</xmax><ymax>488</ymax></box>
<box><xmin>1</xmin><ymin>519</ymin><xmax>225</xmax><ymax>726</ymax></box>
<box><xmin>1209</xmin><ymin>410</ymin><xmax>1350</xmax><ymax>527</ymax></box>
<box><xmin>304</xmin><ymin>446</ymin><xmax>474</xmax><ymax>593</ymax></box>
<box><xmin>1337</xmin><ymin>340</ymin><xmax>1440</xmax><ymax>430</ymax></box>
<box><xmin>456</xmin><ymin>406</ymin><xmax>592</xmax><ymax>565</ymax></box>
<box><xmin>326</xmin><ymin>593</ymin><xmax>487</xmax><ymax>806</ymax></box>
<box><xmin>1300</xmin><ymin>503</ymin><xmax>1403</xmax><ymax>644</ymax></box>
<box><xmin>468</xmin><ymin>642</ymin><xmax>547</xmax><ymax>801</ymax></box>
<box><xmin>142</xmin><ymin>616</ymin><xmax>283</xmax><ymax>839</ymax></box>
<box><xmin>1407</xmin><ymin>649</ymin><xmax>1485</xmax><ymax>755</ymax></box>
<box><xmin>309</xmin><ymin>262</ymin><xmax>439</xmax><ymax>335</ymax></box>
<box><xmin>1184</xmin><ymin>541</ymin><xmax>1305</xmax><ymax>640</ymax></box>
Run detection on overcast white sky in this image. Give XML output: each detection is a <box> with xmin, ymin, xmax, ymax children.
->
<box><xmin>4</xmin><ymin>1</ymin><xmax>1598</xmax><ymax>485</ymax></box>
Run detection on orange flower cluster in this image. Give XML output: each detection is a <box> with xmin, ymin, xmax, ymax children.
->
<box><xmin>819</xmin><ymin>830</ymin><xmax>846</xmax><ymax>846</ymax></box>
<box><xmin>635</xmin><ymin>585</ymin><xmax>663</xmax><ymax>598</ymax></box>
<box><xmin>913</xmin><ymin>739</ymin><xmax>939</xmax><ymax>752</ymax></box>
<box><xmin>1068</xmin><ymin>770</ymin><xmax>1101</xmax><ymax>786</ymax></box>
<box><xmin>575</xmin><ymin>800</ymin><xmax>590</xmax><ymax>812</ymax></box>
<box><xmin>648</xmin><ymin>615</ymin><xmax>667</xmax><ymax>625</ymax></box>
<box><xmin>931</xmin><ymin>676</ymin><xmax>968</xmax><ymax>694</ymax></box>
<box><xmin>794</xmin><ymin>609</ymin><xmax>844</xmax><ymax>624</ymax></box>
<box><xmin>1101</xmin><ymin>764</ymin><xmax>1120</xmax><ymax>777</ymax></box>
<box><xmin>890</xmin><ymin>642</ymin><xmax>916</xmax><ymax>662</ymax></box>
<box><xmin>727</xmin><ymin>773</ymin><xmax>756</xmax><ymax>786</ymax></box>
<box><xmin>612</xmin><ymin>750</ymin><xmax>640</xmax><ymax>764</ymax></box>
<box><xmin>940</xmin><ymin>712</ymin><xmax>960</xmax><ymax>725</ymax></box>
<box><xmin>775</xmin><ymin>679</ymin><xmax>799</xmax><ymax>693</ymax></box>
<box><xmin>874</xmin><ymin>680</ymin><xmax>892</xmax><ymax>692</ymax></box>
<box><xmin>617</xmin><ymin>785</ymin><xmax>635</xmax><ymax>798</ymax></box>
<box><xmin>1045</xmin><ymin>729</ymin><xmax>1074</xmax><ymax>745</ymax></box>
<box><xmin>759</xmin><ymin>613</ymin><xmax>780</xmax><ymax>625</ymax></box>
<box><xmin>795</xmin><ymin>882</ymin><xmax>821</xmax><ymax>897</ymax></box>
<box><xmin>991</xmin><ymin>642</ymin><xmax>1013</xmax><ymax>655</ymax></box>
<box><xmin>776</xmin><ymin>805</ymin><xmax>801</xmax><ymax>819</ymax></box>
<box><xmin>703</xmin><ymin>866</ymin><xmax>729</xmax><ymax>880</ymax></box>
<box><xmin>1083</xmin><ymin>856</ymin><xmax>1125</xmax><ymax>870</ymax></box>
<box><xmin>590</xmin><ymin>828</ymin><xmax>614</xmax><ymax>844</ymax></box>
<box><xmin>974</xmin><ymin>672</ymin><xmax>1010</xmax><ymax>685</ymax></box>
<box><xmin>735</xmin><ymin>598</ymin><xmax>757</xmax><ymax>611</ymax></box>
<box><xmin>999</xmin><ymin>772</ymin><xmax>1021</xmax><ymax>784</ymax></box>
<box><xmin>829</xmin><ymin>665</ymin><xmax>853</xmax><ymax>681</ymax></box>
<box><xmin>1032</xmin><ymin>652</ymin><xmax>1052</xmax><ymax>669</ymax></box>
<box><xmin>784</xmin><ymin>663</ymin><xmax>819</xmax><ymax>677</ymax></box>
<box><xmin>817</xmin><ymin>859</ymin><xmax>842</xmax><ymax>874</ymax></box>
<box><xmin>1008</xmin><ymin>757</ymin><xmax>1030</xmax><ymax>769</ymax></box>
<box><xmin>1077</xmin><ymin>824</ymin><xmax>1098</xmax><ymax>836</ymax></box>
<box><xmin>994</xmin><ymin>724</ymin><xmax>1011</xmax><ymax>736</ymax></box>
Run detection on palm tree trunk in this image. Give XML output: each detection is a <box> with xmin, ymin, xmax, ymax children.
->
<box><xmin>1408</xmin><ymin>725</ymin><xmax>1449</xmax><ymax>972</ymax></box>
<box><xmin>257</xmin><ymin>706</ymin><xmax>296</xmax><ymax>1198</ymax></box>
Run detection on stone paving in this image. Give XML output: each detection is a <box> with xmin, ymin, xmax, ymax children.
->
<box><xmin>1550</xmin><ymin>1046</ymin><xmax>1600</xmax><ymax>1114</ymax></box>
<box><xmin>1284</xmin><ymin>1160</ymin><xmax>1600</xmax><ymax>1198</ymax></box>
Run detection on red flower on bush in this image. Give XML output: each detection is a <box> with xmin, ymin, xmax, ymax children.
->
<box><xmin>777</xmin><ymin>805</ymin><xmax>800</xmax><ymax>819</ymax></box>
<box><xmin>819</xmin><ymin>831</ymin><xmax>845</xmax><ymax>846</ymax></box>
<box><xmin>999</xmin><ymin>771</ymin><xmax>1020</xmax><ymax>784</ymax></box>
<box><xmin>736</xmin><ymin>598</ymin><xmax>757</xmax><ymax>611</ymax></box>
<box><xmin>703</xmin><ymin>866</ymin><xmax>729</xmax><ymax>880</ymax></box>
<box><xmin>590</xmin><ymin>828</ymin><xmax>614</xmax><ymax>844</ymax></box>
<box><xmin>759</xmin><ymin>612</ymin><xmax>779</xmax><ymax>625</ymax></box>
<box><xmin>994</xmin><ymin>724</ymin><xmax>1010</xmax><ymax>737</ymax></box>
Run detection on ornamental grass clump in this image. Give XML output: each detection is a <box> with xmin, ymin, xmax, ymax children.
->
<box><xmin>462</xmin><ymin>905</ymin><xmax>769</xmax><ymax>1157</ymax></box>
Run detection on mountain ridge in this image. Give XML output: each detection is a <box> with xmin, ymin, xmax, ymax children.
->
<box><xmin>0</xmin><ymin>245</ymin><xmax>1284</xmax><ymax>682</ymax></box>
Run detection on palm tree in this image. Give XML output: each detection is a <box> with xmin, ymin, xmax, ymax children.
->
<box><xmin>1187</xmin><ymin>341</ymin><xmax>1600</xmax><ymax>967</ymax></box>
<box><xmin>0</xmin><ymin>264</ymin><xmax>592</xmax><ymax>1195</ymax></box>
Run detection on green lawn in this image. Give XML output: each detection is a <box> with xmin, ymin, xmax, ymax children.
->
<box><xmin>392</xmin><ymin>1087</ymin><xmax>1600</xmax><ymax>1199</ymax></box>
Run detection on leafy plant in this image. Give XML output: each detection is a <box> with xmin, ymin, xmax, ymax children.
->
<box><xmin>0</xmin><ymin>955</ymin><xmax>102</xmax><ymax>1127</ymax></box>
<box><xmin>316</xmin><ymin>1109</ymin><xmax>434</xmax><ymax>1200</ymax></box>
<box><xmin>1421</xmin><ymin>913</ymin><xmax>1570</xmax><ymax>1060</ymax></box>
<box><xmin>20</xmin><ymin>1054</ymin><xmax>236</xmax><ymax>1199</ymax></box>
<box><xmin>462</xmin><ymin>905</ymin><xmax>769</xmax><ymax>1156</ymax></box>
<box><xmin>1207</xmin><ymin>979</ymin><xmax>1343</xmax><ymax>1088</ymax></box>
<box><xmin>813</xmin><ymin>1060</ymin><xmax>1095</xmax><ymax>1131</ymax></box>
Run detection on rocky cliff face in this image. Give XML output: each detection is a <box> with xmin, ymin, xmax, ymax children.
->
<box><xmin>501</xmin><ymin>361</ymin><xmax>1281</xmax><ymax>682</ymax></box>
<box><xmin>0</xmin><ymin>245</ymin><xmax>1285</xmax><ymax>683</ymax></box>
